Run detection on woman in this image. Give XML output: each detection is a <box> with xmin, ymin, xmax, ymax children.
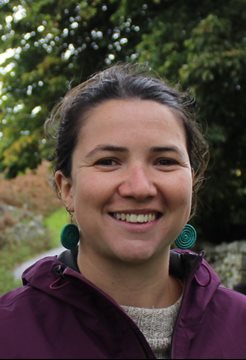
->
<box><xmin>0</xmin><ymin>63</ymin><xmax>246</xmax><ymax>359</ymax></box>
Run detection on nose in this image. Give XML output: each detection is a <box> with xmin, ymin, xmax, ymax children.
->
<box><xmin>118</xmin><ymin>165</ymin><xmax>157</xmax><ymax>200</ymax></box>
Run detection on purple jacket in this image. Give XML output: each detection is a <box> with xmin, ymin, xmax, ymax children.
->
<box><xmin>1</xmin><ymin>249</ymin><xmax>246</xmax><ymax>359</ymax></box>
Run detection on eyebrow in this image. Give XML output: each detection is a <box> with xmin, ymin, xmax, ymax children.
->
<box><xmin>85</xmin><ymin>145</ymin><xmax>128</xmax><ymax>158</ymax></box>
<box><xmin>85</xmin><ymin>144</ymin><xmax>184</xmax><ymax>158</ymax></box>
<box><xmin>150</xmin><ymin>146</ymin><xmax>184</xmax><ymax>157</ymax></box>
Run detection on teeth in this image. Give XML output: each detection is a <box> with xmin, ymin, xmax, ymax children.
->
<box><xmin>113</xmin><ymin>213</ymin><xmax>158</xmax><ymax>223</ymax></box>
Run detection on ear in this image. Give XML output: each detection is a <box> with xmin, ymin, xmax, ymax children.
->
<box><xmin>55</xmin><ymin>170</ymin><xmax>74</xmax><ymax>212</ymax></box>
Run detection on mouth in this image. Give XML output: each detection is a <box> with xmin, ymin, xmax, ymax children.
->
<box><xmin>109</xmin><ymin>211</ymin><xmax>162</xmax><ymax>224</ymax></box>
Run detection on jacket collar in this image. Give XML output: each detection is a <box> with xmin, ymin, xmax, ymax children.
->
<box><xmin>22</xmin><ymin>248</ymin><xmax>220</xmax><ymax>318</ymax></box>
<box><xmin>56</xmin><ymin>247</ymin><xmax>202</xmax><ymax>281</ymax></box>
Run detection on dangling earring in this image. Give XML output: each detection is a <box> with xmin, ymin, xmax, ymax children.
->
<box><xmin>174</xmin><ymin>224</ymin><xmax>197</xmax><ymax>249</ymax></box>
<box><xmin>60</xmin><ymin>207</ymin><xmax>80</xmax><ymax>250</ymax></box>
<box><xmin>61</xmin><ymin>223</ymin><xmax>80</xmax><ymax>250</ymax></box>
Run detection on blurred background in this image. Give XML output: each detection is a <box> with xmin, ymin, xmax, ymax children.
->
<box><xmin>0</xmin><ymin>0</ymin><xmax>245</xmax><ymax>294</ymax></box>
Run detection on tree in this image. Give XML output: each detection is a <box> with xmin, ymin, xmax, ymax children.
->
<box><xmin>0</xmin><ymin>0</ymin><xmax>141</xmax><ymax>176</ymax></box>
<box><xmin>116</xmin><ymin>0</ymin><xmax>246</xmax><ymax>242</ymax></box>
<box><xmin>0</xmin><ymin>0</ymin><xmax>245</xmax><ymax>242</ymax></box>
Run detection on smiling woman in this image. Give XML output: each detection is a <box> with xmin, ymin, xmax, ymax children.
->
<box><xmin>55</xmin><ymin>98</ymin><xmax>193</xmax><ymax>270</ymax></box>
<box><xmin>0</xmin><ymin>63</ymin><xmax>246</xmax><ymax>359</ymax></box>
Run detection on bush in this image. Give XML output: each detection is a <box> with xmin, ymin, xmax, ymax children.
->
<box><xmin>0</xmin><ymin>161</ymin><xmax>66</xmax><ymax>294</ymax></box>
<box><xmin>0</xmin><ymin>160</ymin><xmax>62</xmax><ymax>216</ymax></box>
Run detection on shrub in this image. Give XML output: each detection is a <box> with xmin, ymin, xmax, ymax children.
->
<box><xmin>0</xmin><ymin>160</ymin><xmax>62</xmax><ymax>216</ymax></box>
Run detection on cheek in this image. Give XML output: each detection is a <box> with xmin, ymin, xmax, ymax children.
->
<box><xmin>73</xmin><ymin>173</ymin><xmax>114</xmax><ymax>209</ymax></box>
<box><xmin>164</xmin><ymin>172</ymin><xmax>193</xmax><ymax>206</ymax></box>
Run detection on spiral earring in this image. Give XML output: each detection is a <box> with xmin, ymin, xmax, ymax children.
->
<box><xmin>60</xmin><ymin>207</ymin><xmax>80</xmax><ymax>250</ymax></box>
<box><xmin>174</xmin><ymin>224</ymin><xmax>197</xmax><ymax>249</ymax></box>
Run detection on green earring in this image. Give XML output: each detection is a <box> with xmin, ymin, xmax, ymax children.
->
<box><xmin>60</xmin><ymin>224</ymin><xmax>80</xmax><ymax>250</ymax></box>
<box><xmin>174</xmin><ymin>224</ymin><xmax>197</xmax><ymax>249</ymax></box>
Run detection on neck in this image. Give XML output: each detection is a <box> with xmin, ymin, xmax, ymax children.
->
<box><xmin>77</xmin><ymin>246</ymin><xmax>182</xmax><ymax>308</ymax></box>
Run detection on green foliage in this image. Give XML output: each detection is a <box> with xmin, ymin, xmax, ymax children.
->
<box><xmin>0</xmin><ymin>206</ymin><xmax>66</xmax><ymax>295</ymax></box>
<box><xmin>0</xmin><ymin>0</ymin><xmax>246</xmax><ymax>242</ymax></box>
<box><xmin>44</xmin><ymin>207</ymin><xmax>69</xmax><ymax>247</ymax></box>
<box><xmin>0</xmin><ymin>234</ymin><xmax>46</xmax><ymax>295</ymax></box>
<box><xmin>0</xmin><ymin>267</ymin><xmax>21</xmax><ymax>295</ymax></box>
<box><xmin>0</xmin><ymin>0</ymin><xmax>123</xmax><ymax>176</ymax></box>
<box><xmin>118</xmin><ymin>0</ymin><xmax>246</xmax><ymax>242</ymax></box>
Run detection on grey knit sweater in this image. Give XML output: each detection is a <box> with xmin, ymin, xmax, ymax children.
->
<box><xmin>121</xmin><ymin>296</ymin><xmax>182</xmax><ymax>359</ymax></box>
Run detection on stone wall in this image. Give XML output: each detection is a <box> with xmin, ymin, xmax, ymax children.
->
<box><xmin>0</xmin><ymin>203</ymin><xmax>49</xmax><ymax>250</ymax></box>
<box><xmin>201</xmin><ymin>240</ymin><xmax>246</xmax><ymax>291</ymax></box>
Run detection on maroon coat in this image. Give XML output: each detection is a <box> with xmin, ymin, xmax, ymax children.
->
<box><xmin>0</xmin><ymin>249</ymin><xmax>246</xmax><ymax>359</ymax></box>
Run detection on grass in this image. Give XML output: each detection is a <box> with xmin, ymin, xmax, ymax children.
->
<box><xmin>0</xmin><ymin>161</ymin><xmax>69</xmax><ymax>295</ymax></box>
<box><xmin>0</xmin><ymin>206</ymin><xmax>69</xmax><ymax>295</ymax></box>
<box><xmin>44</xmin><ymin>207</ymin><xmax>69</xmax><ymax>247</ymax></box>
<box><xmin>0</xmin><ymin>244</ymin><xmax>36</xmax><ymax>294</ymax></box>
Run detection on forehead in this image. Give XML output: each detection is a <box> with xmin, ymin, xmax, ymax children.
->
<box><xmin>79</xmin><ymin>99</ymin><xmax>186</xmax><ymax>144</ymax></box>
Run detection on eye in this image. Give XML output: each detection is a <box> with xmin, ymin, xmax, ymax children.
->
<box><xmin>94</xmin><ymin>158</ymin><xmax>119</xmax><ymax>167</ymax></box>
<box><xmin>155</xmin><ymin>158</ymin><xmax>179</xmax><ymax>166</ymax></box>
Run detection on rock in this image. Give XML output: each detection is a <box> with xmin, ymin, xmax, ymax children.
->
<box><xmin>202</xmin><ymin>240</ymin><xmax>246</xmax><ymax>290</ymax></box>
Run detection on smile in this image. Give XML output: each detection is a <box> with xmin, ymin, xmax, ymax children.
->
<box><xmin>110</xmin><ymin>212</ymin><xmax>162</xmax><ymax>224</ymax></box>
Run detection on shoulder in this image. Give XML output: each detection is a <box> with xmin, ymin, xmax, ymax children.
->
<box><xmin>214</xmin><ymin>284</ymin><xmax>246</xmax><ymax>310</ymax></box>
<box><xmin>0</xmin><ymin>283</ymin><xmax>66</xmax><ymax>357</ymax></box>
<box><xmin>0</xmin><ymin>285</ymin><xmax>48</xmax><ymax>320</ymax></box>
<box><xmin>0</xmin><ymin>285</ymin><xmax>33</xmax><ymax>307</ymax></box>
<box><xmin>175</xmin><ymin>249</ymin><xmax>246</xmax><ymax>315</ymax></box>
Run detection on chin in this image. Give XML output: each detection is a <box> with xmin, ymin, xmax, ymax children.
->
<box><xmin>112</xmin><ymin>247</ymin><xmax>159</xmax><ymax>265</ymax></box>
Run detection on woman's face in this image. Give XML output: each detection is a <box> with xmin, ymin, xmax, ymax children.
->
<box><xmin>57</xmin><ymin>99</ymin><xmax>193</xmax><ymax>264</ymax></box>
